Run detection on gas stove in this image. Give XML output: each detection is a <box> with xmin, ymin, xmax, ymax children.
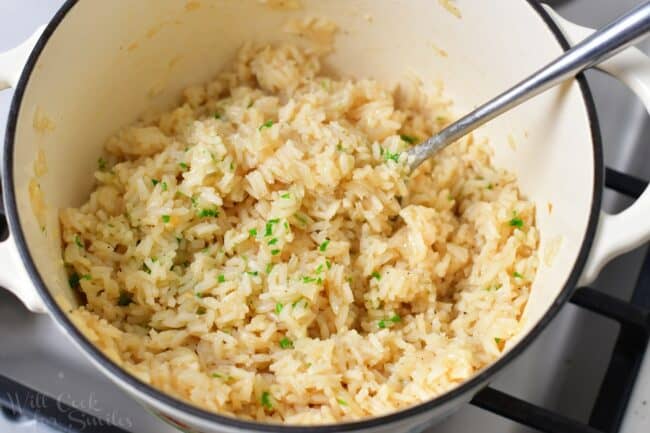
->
<box><xmin>1</xmin><ymin>1</ymin><xmax>649</xmax><ymax>433</ymax></box>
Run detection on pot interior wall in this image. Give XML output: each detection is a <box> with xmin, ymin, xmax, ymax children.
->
<box><xmin>12</xmin><ymin>0</ymin><xmax>594</xmax><ymax>350</ymax></box>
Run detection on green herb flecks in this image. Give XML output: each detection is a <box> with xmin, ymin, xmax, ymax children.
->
<box><xmin>326</xmin><ymin>260</ymin><xmax>332</xmax><ymax>269</ymax></box>
<box><xmin>151</xmin><ymin>179</ymin><xmax>160</xmax><ymax>186</ymax></box>
<box><xmin>495</xmin><ymin>337</ymin><xmax>503</xmax><ymax>344</ymax></box>
<box><xmin>68</xmin><ymin>273</ymin><xmax>80</xmax><ymax>289</ymax></box>
<box><xmin>383</xmin><ymin>149</ymin><xmax>400</xmax><ymax>163</ymax></box>
<box><xmin>217</xmin><ymin>274</ymin><xmax>226</xmax><ymax>283</ymax></box>
<box><xmin>275</xmin><ymin>302</ymin><xmax>283</xmax><ymax>314</ymax></box>
<box><xmin>315</xmin><ymin>264</ymin><xmax>324</xmax><ymax>274</ymax></box>
<box><xmin>97</xmin><ymin>157</ymin><xmax>107</xmax><ymax>171</ymax></box>
<box><xmin>266</xmin><ymin>263</ymin><xmax>275</xmax><ymax>274</ymax></box>
<box><xmin>371</xmin><ymin>271</ymin><xmax>381</xmax><ymax>280</ymax></box>
<box><xmin>259</xmin><ymin>120</ymin><xmax>274</xmax><ymax>131</ymax></box>
<box><xmin>161</xmin><ymin>215</ymin><xmax>170</xmax><ymax>223</ymax></box>
<box><xmin>509</xmin><ymin>216</ymin><xmax>524</xmax><ymax>228</ymax></box>
<box><xmin>280</xmin><ymin>192</ymin><xmax>291</xmax><ymax>199</ymax></box>
<box><xmin>117</xmin><ymin>291</ymin><xmax>133</xmax><ymax>306</ymax></box>
<box><xmin>261</xmin><ymin>391</ymin><xmax>273</xmax><ymax>410</ymax></box>
<box><xmin>74</xmin><ymin>235</ymin><xmax>84</xmax><ymax>248</ymax></box>
<box><xmin>179</xmin><ymin>162</ymin><xmax>188</xmax><ymax>171</ymax></box>
<box><xmin>337</xmin><ymin>398</ymin><xmax>348</xmax><ymax>406</ymax></box>
<box><xmin>513</xmin><ymin>271</ymin><xmax>525</xmax><ymax>279</ymax></box>
<box><xmin>319</xmin><ymin>239</ymin><xmax>330</xmax><ymax>252</ymax></box>
<box><xmin>265</xmin><ymin>218</ymin><xmax>280</xmax><ymax>237</ymax></box>
<box><xmin>196</xmin><ymin>306</ymin><xmax>207</xmax><ymax>315</ymax></box>
<box><xmin>247</xmin><ymin>271</ymin><xmax>259</xmax><ymax>277</ymax></box>
<box><xmin>161</xmin><ymin>182</ymin><xmax>168</xmax><ymax>191</ymax></box>
<box><xmin>249</xmin><ymin>228</ymin><xmax>258</xmax><ymax>237</ymax></box>
<box><xmin>400</xmin><ymin>134</ymin><xmax>417</xmax><ymax>144</ymax></box>
<box><xmin>378</xmin><ymin>314</ymin><xmax>400</xmax><ymax>329</ymax></box>
<box><xmin>198</xmin><ymin>208</ymin><xmax>218</xmax><ymax>218</ymax></box>
<box><xmin>279</xmin><ymin>337</ymin><xmax>293</xmax><ymax>349</ymax></box>
<box><xmin>268</xmin><ymin>238</ymin><xmax>278</xmax><ymax>246</ymax></box>
<box><xmin>271</xmin><ymin>249</ymin><xmax>280</xmax><ymax>256</ymax></box>
<box><xmin>195</xmin><ymin>292</ymin><xmax>204</xmax><ymax>298</ymax></box>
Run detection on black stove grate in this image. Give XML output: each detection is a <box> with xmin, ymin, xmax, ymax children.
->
<box><xmin>0</xmin><ymin>167</ymin><xmax>648</xmax><ymax>433</ymax></box>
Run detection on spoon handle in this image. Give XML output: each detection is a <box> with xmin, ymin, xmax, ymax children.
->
<box><xmin>407</xmin><ymin>2</ymin><xmax>650</xmax><ymax>172</ymax></box>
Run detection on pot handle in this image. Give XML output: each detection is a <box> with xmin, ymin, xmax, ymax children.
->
<box><xmin>0</xmin><ymin>26</ymin><xmax>47</xmax><ymax>313</ymax></box>
<box><xmin>0</xmin><ymin>25</ymin><xmax>44</xmax><ymax>90</ymax></box>
<box><xmin>544</xmin><ymin>6</ymin><xmax>650</xmax><ymax>286</ymax></box>
<box><xmin>0</xmin><ymin>236</ymin><xmax>46</xmax><ymax>313</ymax></box>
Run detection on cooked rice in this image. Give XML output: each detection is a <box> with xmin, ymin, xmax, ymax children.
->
<box><xmin>61</xmin><ymin>40</ymin><xmax>538</xmax><ymax>424</ymax></box>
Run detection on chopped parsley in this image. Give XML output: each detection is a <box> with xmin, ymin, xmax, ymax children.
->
<box><xmin>81</xmin><ymin>274</ymin><xmax>92</xmax><ymax>281</ymax></box>
<box><xmin>280</xmin><ymin>192</ymin><xmax>291</xmax><ymax>199</ymax></box>
<box><xmin>117</xmin><ymin>291</ymin><xmax>133</xmax><ymax>306</ymax></box>
<box><xmin>486</xmin><ymin>183</ymin><xmax>494</xmax><ymax>190</ymax></box>
<box><xmin>336</xmin><ymin>141</ymin><xmax>345</xmax><ymax>152</ymax></box>
<box><xmin>279</xmin><ymin>337</ymin><xmax>293</xmax><ymax>349</ymax></box>
<box><xmin>196</xmin><ymin>306</ymin><xmax>207</xmax><ymax>315</ymax></box>
<box><xmin>259</xmin><ymin>120</ymin><xmax>274</xmax><ymax>131</ymax></box>
<box><xmin>326</xmin><ymin>260</ymin><xmax>332</xmax><ymax>269</ymax></box>
<box><xmin>302</xmin><ymin>276</ymin><xmax>317</xmax><ymax>284</ymax></box>
<box><xmin>319</xmin><ymin>239</ymin><xmax>330</xmax><ymax>252</ymax></box>
<box><xmin>275</xmin><ymin>302</ymin><xmax>283</xmax><ymax>314</ymax></box>
<box><xmin>371</xmin><ymin>271</ymin><xmax>381</xmax><ymax>280</ymax></box>
<box><xmin>179</xmin><ymin>162</ymin><xmax>188</xmax><ymax>171</ymax></box>
<box><xmin>265</xmin><ymin>219</ymin><xmax>280</xmax><ymax>237</ymax></box>
<box><xmin>400</xmin><ymin>134</ymin><xmax>417</xmax><ymax>144</ymax></box>
<box><xmin>378</xmin><ymin>314</ymin><xmax>401</xmax><ymax>329</ymax></box>
<box><xmin>68</xmin><ymin>273</ymin><xmax>80</xmax><ymax>288</ymax></box>
<box><xmin>151</xmin><ymin>179</ymin><xmax>160</xmax><ymax>186</ymax></box>
<box><xmin>271</xmin><ymin>249</ymin><xmax>280</xmax><ymax>256</ymax></box>
<box><xmin>211</xmin><ymin>372</ymin><xmax>223</xmax><ymax>378</ymax></box>
<box><xmin>161</xmin><ymin>182</ymin><xmax>168</xmax><ymax>191</ymax></box>
<box><xmin>217</xmin><ymin>274</ymin><xmax>226</xmax><ymax>283</ymax></box>
<box><xmin>383</xmin><ymin>149</ymin><xmax>400</xmax><ymax>163</ymax></box>
<box><xmin>485</xmin><ymin>284</ymin><xmax>502</xmax><ymax>291</ymax></box>
<box><xmin>266</xmin><ymin>263</ymin><xmax>275</xmax><ymax>273</ymax></box>
<box><xmin>198</xmin><ymin>208</ymin><xmax>218</xmax><ymax>218</ymax></box>
<box><xmin>268</xmin><ymin>238</ymin><xmax>278</xmax><ymax>245</ymax></box>
<box><xmin>261</xmin><ymin>391</ymin><xmax>273</xmax><ymax>410</ymax></box>
<box><xmin>195</xmin><ymin>292</ymin><xmax>204</xmax><ymax>298</ymax></box>
<box><xmin>509</xmin><ymin>216</ymin><xmax>524</xmax><ymax>228</ymax></box>
<box><xmin>249</xmin><ymin>228</ymin><xmax>257</xmax><ymax>237</ymax></box>
<box><xmin>315</xmin><ymin>264</ymin><xmax>324</xmax><ymax>274</ymax></box>
<box><xmin>495</xmin><ymin>337</ymin><xmax>503</xmax><ymax>344</ymax></box>
<box><xmin>513</xmin><ymin>271</ymin><xmax>524</xmax><ymax>279</ymax></box>
<box><xmin>161</xmin><ymin>215</ymin><xmax>170</xmax><ymax>223</ymax></box>
<box><xmin>213</xmin><ymin>112</ymin><xmax>221</xmax><ymax>119</ymax></box>
<box><xmin>247</xmin><ymin>271</ymin><xmax>259</xmax><ymax>277</ymax></box>
<box><xmin>247</xmin><ymin>100</ymin><xmax>254</xmax><ymax>108</ymax></box>
<box><xmin>337</xmin><ymin>398</ymin><xmax>348</xmax><ymax>406</ymax></box>
<box><xmin>97</xmin><ymin>157</ymin><xmax>107</xmax><ymax>171</ymax></box>
<box><xmin>142</xmin><ymin>263</ymin><xmax>152</xmax><ymax>274</ymax></box>
<box><xmin>74</xmin><ymin>235</ymin><xmax>84</xmax><ymax>248</ymax></box>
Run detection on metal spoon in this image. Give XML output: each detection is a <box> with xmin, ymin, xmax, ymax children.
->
<box><xmin>407</xmin><ymin>2</ymin><xmax>650</xmax><ymax>172</ymax></box>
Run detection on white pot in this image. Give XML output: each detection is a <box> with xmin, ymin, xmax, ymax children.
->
<box><xmin>1</xmin><ymin>1</ymin><xmax>650</xmax><ymax>432</ymax></box>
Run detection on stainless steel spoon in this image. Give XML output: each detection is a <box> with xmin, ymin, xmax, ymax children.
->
<box><xmin>407</xmin><ymin>2</ymin><xmax>650</xmax><ymax>172</ymax></box>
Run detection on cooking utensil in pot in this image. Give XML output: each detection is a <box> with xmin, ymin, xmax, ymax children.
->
<box><xmin>408</xmin><ymin>1</ymin><xmax>650</xmax><ymax>171</ymax></box>
<box><xmin>2</xmin><ymin>1</ymin><xmax>650</xmax><ymax>432</ymax></box>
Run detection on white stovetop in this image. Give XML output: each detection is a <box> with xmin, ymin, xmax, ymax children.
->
<box><xmin>1</xmin><ymin>1</ymin><xmax>648</xmax><ymax>433</ymax></box>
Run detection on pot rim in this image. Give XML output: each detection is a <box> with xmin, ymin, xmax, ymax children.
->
<box><xmin>1</xmin><ymin>1</ymin><xmax>604</xmax><ymax>431</ymax></box>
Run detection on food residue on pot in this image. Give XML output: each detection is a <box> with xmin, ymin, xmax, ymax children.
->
<box><xmin>33</xmin><ymin>106</ymin><xmax>56</xmax><ymax>133</ymax></box>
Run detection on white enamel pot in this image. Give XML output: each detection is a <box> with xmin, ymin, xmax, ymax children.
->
<box><xmin>2</xmin><ymin>1</ymin><xmax>650</xmax><ymax>432</ymax></box>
